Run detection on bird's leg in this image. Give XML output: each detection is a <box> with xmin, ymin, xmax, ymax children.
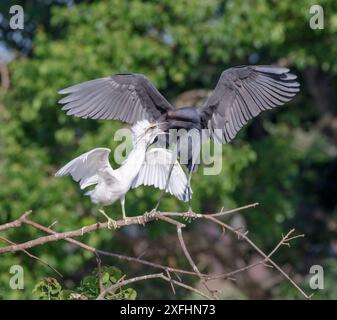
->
<box><xmin>184</xmin><ymin>206</ymin><xmax>198</xmax><ymax>223</ymax></box>
<box><xmin>120</xmin><ymin>196</ymin><xmax>129</xmax><ymax>224</ymax></box>
<box><xmin>183</xmin><ymin>205</ymin><xmax>198</xmax><ymax>223</ymax></box>
<box><xmin>143</xmin><ymin>204</ymin><xmax>161</xmax><ymax>222</ymax></box>
<box><xmin>99</xmin><ymin>209</ymin><xmax>118</xmax><ymax>229</ymax></box>
<box><xmin>183</xmin><ymin>163</ymin><xmax>198</xmax><ymax>222</ymax></box>
<box><xmin>150</xmin><ymin>161</ymin><xmax>175</xmax><ymax>213</ymax></box>
<box><xmin>187</xmin><ymin>165</ymin><xmax>194</xmax><ymax>209</ymax></box>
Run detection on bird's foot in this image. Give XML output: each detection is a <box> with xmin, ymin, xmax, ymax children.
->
<box><xmin>99</xmin><ymin>209</ymin><xmax>118</xmax><ymax>229</ymax></box>
<box><xmin>81</xmin><ymin>226</ymin><xmax>87</xmax><ymax>236</ymax></box>
<box><xmin>107</xmin><ymin>218</ymin><xmax>118</xmax><ymax>229</ymax></box>
<box><xmin>122</xmin><ymin>216</ymin><xmax>130</xmax><ymax>225</ymax></box>
<box><xmin>143</xmin><ymin>208</ymin><xmax>160</xmax><ymax>223</ymax></box>
<box><xmin>183</xmin><ymin>207</ymin><xmax>198</xmax><ymax>222</ymax></box>
<box><xmin>136</xmin><ymin>216</ymin><xmax>142</xmax><ymax>225</ymax></box>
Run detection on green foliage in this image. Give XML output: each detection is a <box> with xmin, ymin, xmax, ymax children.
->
<box><xmin>32</xmin><ymin>266</ymin><xmax>137</xmax><ymax>300</ymax></box>
<box><xmin>33</xmin><ymin>277</ymin><xmax>64</xmax><ymax>300</ymax></box>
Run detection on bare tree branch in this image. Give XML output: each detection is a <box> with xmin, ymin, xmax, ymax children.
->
<box><xmin>0</xmin><ymin>203</ymin><xmax>311</xmax><ymax>300</ymax></box>
<box><xmin>203</xmin><ymin>216</ymin><xmax>310</xmax><ymax>299</ymax></box>
<box><xmin>206</xmin><ymin>229</ymin><xmax>304</xmax><ymax>281</ymax></box>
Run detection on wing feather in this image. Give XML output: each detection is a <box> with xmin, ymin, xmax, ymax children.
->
<box><xmin>55</xmin><ymin>148</ymin><xmax>115</xmax><ymax>189</ymax></box>
<box><xmin>199</xmin><ymin>65</ymin><xmax>300</xmax><ymax>143</ymax></box>
<box><xmin>59</xmin><ymin>74</ymin><xmax>174</xmax><ymax>124</ymax></box>
<box><xmin>131</xmin><ymin>148</ymin><xmax>191</xmax><ymax>202</ymax></box>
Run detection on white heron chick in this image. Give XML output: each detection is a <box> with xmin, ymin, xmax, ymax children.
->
<box><xmin>55</xmin><ymin>120</ymin><xmax>191</xmax><ymax>228</ymax></box>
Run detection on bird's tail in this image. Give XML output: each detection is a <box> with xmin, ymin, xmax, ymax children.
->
<box><xmin>181</xmin><ymin>185</ymin><xmax>193</xmax><ymax>202</ymax></box>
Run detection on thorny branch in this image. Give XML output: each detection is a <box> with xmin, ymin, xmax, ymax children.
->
<box><xmin>0</xmin><ymin>203</ymin><xmax>311</xmax><ymax>300</ymax></box>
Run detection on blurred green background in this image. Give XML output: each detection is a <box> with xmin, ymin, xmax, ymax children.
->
<box><xmin>0</xmin><ymin>0</ymin><xmax>337</xmax><ymax>299</ymax></box>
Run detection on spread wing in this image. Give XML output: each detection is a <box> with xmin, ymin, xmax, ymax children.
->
<box><xmin>58</xmin><ymin>74</ymin><xmax>174</xmax><ymax>124</ymax></box>
<box><xmin>55</xmin><ymin>148</ymin><xmax>116</xmax><ymax>189</ymax></box>
<box><xmin>131</xmin><ymin>148</ymin><xmax>191</xmax><ymax>202</ymax></box>
<box><xmin>198</xmin><ymin>65</ymin><xmax>300</xmax><ymax>143</ymax></box>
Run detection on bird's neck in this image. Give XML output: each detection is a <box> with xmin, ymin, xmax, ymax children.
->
<box><xmin>117</xmin><ymin>142</ymin><xmax>147</xmax><ymax>180</ymax></box>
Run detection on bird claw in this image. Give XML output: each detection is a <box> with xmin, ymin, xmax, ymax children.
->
<box><xmin>122</xmin><ymin>217</ymin><xmax>131</xmax><ymax>225</ymax></box>
<box><xmin>107</xmin><ymin>218</ymin><xmax>118</xmax><ymax>230</ymax></box>
<box><xmin>99</xmin><ymin>209</ymin><xmax>118</xmax><ymax>229</ymax></box>
<box><xmin>143</xmin><ymin>208</ymin><xmax>160</xmax><ymax>222</ymax></box>
<box><xmin>81</xmin><ymin>226</ymin><xmax>86</xmax><ymax>236</ymax></box>
<box><xmin>183</xmin><ymin>208</ymin><xmax>198</xmax><ymax>222</ymax></box>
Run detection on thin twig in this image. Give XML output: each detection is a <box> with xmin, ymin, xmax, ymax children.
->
<box><xmin>206</xmin><ymin>229</ymin><xmax>303</xmax><ymax>281</ymax></box>
<box><xmin>176</xmin><ymin>225</ymin><xmax>218</xmax><ymax>299</ymax></box>
<box><xmin>204</xmin><ymin>215</ymin><xmax>310</xmax><ymax>299</ymax></box>
<box><xmin>0</xmin><ymin>210</ymin><xmax>32</xmax><ymax>232</ymax></box>
<box><xmin>209</xmin><ymin>202</ymin><xmax>259</xmax><ymax>217</ymax></box>
<box><xmin>96</xmin><ymin>272</ymin><xmax>210</xmax><ymax>300</ymax></box>
<box><xmin>0</xmin><ymin>235</ymin><xmax>62</xmax><ymax>277</ymax></box>
<box><xmin>94</xmin><ymin>252</ymin><xmax>104</xmax><ymax>294</ymax></box>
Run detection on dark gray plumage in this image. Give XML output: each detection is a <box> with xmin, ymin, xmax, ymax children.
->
<box><xmin>59</xmin><ymin>66</ymin><xmax>299</xmax><ymax>146</ymax></box>
<box><xmin>198</xmin><ymin>65</ymin><xmax>300</xmax><ymax>143</ymax></box>
<box><xmin>58</xmin><ymin>74</ymin><xmax>174</xmax><ymax>123</ymax></box>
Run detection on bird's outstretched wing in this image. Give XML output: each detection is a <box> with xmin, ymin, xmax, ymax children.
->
<box><xmin>55</xmin><ymin>148</ymin><xmax>116</xmax><ymax>189</ymax></box>
<box><xmin>58</xmin><ymin>74</ymin><xmax>174</xmax><ymax>124</ymax></box>
<box><xmin>198</xmin><ymin>65</ymin><xmax>300</xmax><ymax>143</ymax></box>
<box><xmin>131</xmin><ymin>148</ymin><xmax>191</xmax><ymax>202</ymax></box>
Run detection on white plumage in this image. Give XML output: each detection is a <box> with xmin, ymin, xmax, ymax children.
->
<box><xmin>131</xmin><ymin>148</ymin><xmax>191</xmax><ymax>202</ymax></box>
<box><xmin>55</xmin><ymin>120</ymin><xmax>191</xmax><ymax>222</ymax></box>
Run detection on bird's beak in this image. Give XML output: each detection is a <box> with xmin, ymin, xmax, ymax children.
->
<box><xmin>145</xmin><ymin>123</ymin><xmax>161</xmax><ymax>135</ymax></box>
